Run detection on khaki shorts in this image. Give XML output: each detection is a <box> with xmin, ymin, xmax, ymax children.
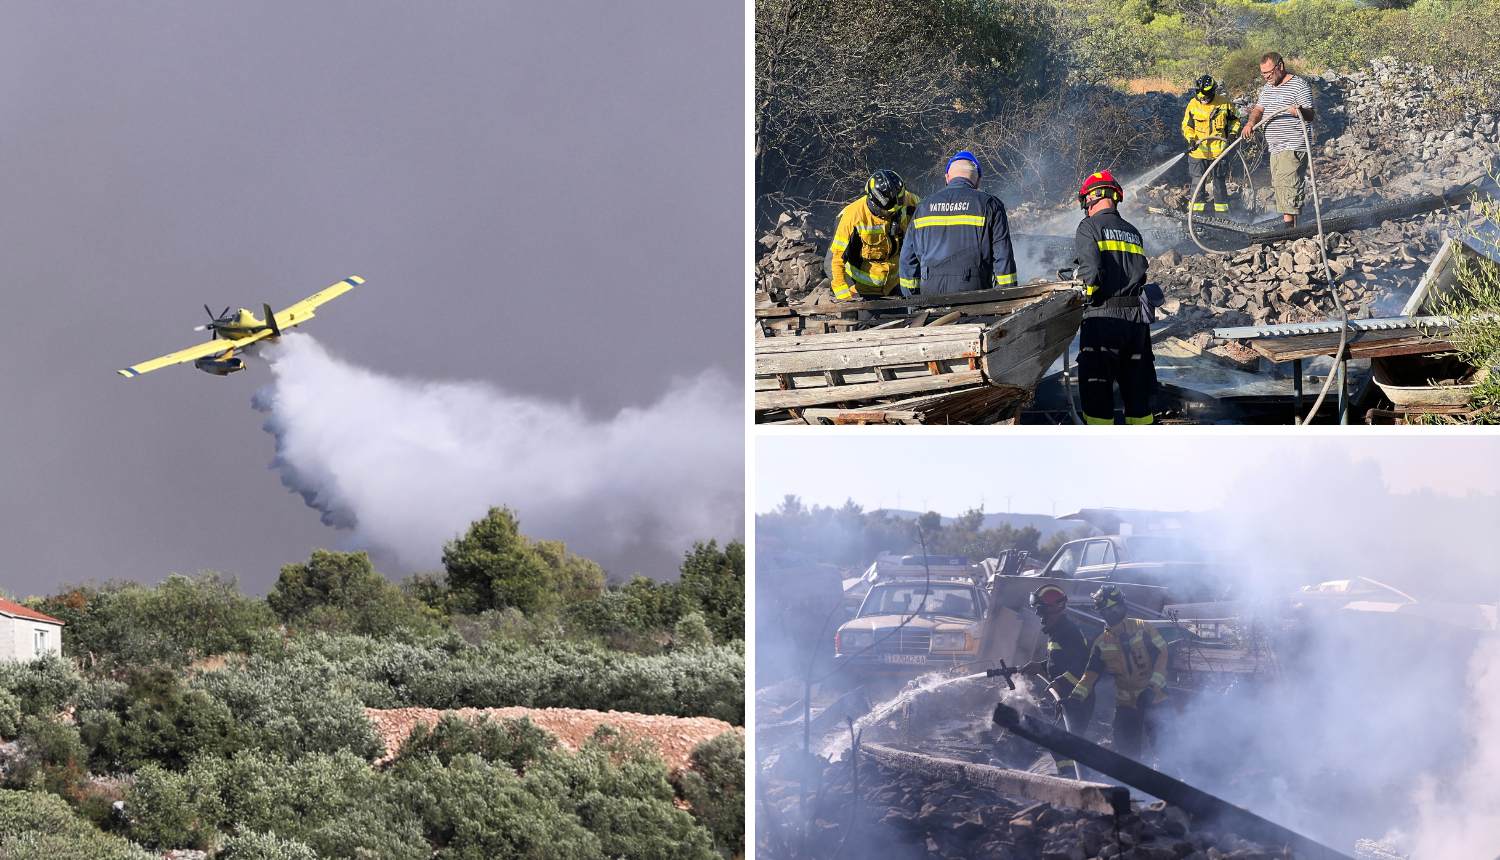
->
<box><xmin>1270</xmin><ymin>150</ymin><xmax>1308</xmax><ymax>215</ymax></box>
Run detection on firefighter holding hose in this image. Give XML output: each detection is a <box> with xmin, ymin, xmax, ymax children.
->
<box><xmin>1069</xmin><ymin>585</ymin><xmax>1172</xmax><ymax>763</ymax></box>
<box><xmin>1018</xmin><ymin>584</ymin><xmax>1095</xmax><ymax>778</ymax></box>
<box><xmin>1181</xmin><ymin>74</ymin><xmax>1241</xmax><ymax>214</ymax></box>
<box><xmin>1073</xmin><ymin>171</ymin><xmax>1158</xmax><ymax>425</ymax></box>
<box><xmin>828</xmin><ymin>170</ymin><xmax>922</xmax><ymax>301</ymax></box>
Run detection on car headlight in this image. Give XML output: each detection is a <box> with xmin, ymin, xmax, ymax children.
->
<box><xmin>931</xmin><ymin>632</ymin><xmax>971</xmax><ymax>652</ymax></box>
<box><xmin>838</xmin><ymin>630</ymin><xmax>873</xmax><ymax>652</ymax></box>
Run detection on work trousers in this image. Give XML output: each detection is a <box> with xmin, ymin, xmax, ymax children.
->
<box><xmin>1113</xmin><ymin>696</ymin><xmax>1169</xmax><ymax>761</ymax></box>
<box><xmin>1187</xmin><ymin>157</ymin><xmax>1228</xmax><ymax>209</ymax></box>
<box><xmin>1053</xmin><ymin>694</ymin><xmax>1096</xmax><ymax>779</ymax></box>
<box><xmin>1077</xmin><ymin>317</ymin><xmax>1157</xmax><ymax>424</ymax></box>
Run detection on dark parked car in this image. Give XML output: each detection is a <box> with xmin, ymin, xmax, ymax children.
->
<box><xmin>1025</xmin><ymin>534</ymin><xmax>1242</xmax><ymax>603</ymax></box>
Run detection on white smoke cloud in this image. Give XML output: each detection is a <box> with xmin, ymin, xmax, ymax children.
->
<box><xmin>251</xmin><ymin>334</ymin><xmax>743</xmax><ymax>578</ymax></box>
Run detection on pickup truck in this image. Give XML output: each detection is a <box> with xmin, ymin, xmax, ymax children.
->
<box><xmin>833</xmin><ymin>578</ymin><xmax>990</xmax><ymax>676</ymax></box>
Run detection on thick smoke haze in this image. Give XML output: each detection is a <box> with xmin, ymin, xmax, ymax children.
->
<box><xmin>252</xmin><ymin>334</ymin><xmax>742</xmax><ymax>579</ymax></box>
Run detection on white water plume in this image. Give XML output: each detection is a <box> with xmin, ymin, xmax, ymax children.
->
<box><xmin>251</xmin><ymin>334</ymin><xmax>743</xmax><ymax>578</ymax></box>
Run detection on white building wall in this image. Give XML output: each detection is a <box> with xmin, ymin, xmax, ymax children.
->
<box><xmin>0</xmin><ymin>617</ymin><xmax>64</xmax><ymax>661</ymax></box>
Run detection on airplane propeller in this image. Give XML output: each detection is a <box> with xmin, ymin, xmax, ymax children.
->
<box><xmin>193</xmin><ymin>305</ymin><xmax>231</xmax><ymax>338</ymax></box>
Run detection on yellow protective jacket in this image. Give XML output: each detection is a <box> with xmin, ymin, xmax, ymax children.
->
<box><xmin>1071</xmin><ymin>617</ymin><xmax>1169</xmax><ymax>709</ymax></box>
<box><xmin>829</xmin><ymin>191</ymin><xmax>921</xmax><ymax>300</ymax></box>
<box><xmin>1181</xmin><ymin>94</ymin><xmax>1241</xmax><ymax>160</ymax></box>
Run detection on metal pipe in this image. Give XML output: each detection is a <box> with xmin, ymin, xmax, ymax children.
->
<box><xmin>1293</xmin><ymin>358</ymin><xmax>1303</xmax><ymax>421</ymax></box>
<box><xmin>1339</xmin><ymin>359</ymin><xmax>1348</xmax><ymax>425</ymax></box>
<box><xmin>991</xmin><ymin>703</ymin><xmax>1357</xmax><ymax>860</ymax></box>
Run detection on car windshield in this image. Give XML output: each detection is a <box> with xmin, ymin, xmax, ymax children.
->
<box><xmin>1126</xmin><ymin>536</ymin><xmax>1204</xmax><ymax>562</ymax></box>
<box><xmin>858</xmin><ymin>583</ymin><xmax>980</xmax><ymax>619</ymax></box>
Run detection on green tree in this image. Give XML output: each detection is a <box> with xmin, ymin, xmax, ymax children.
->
<box><xmin>80</xmin><ymin>668</ymin><xmax>238</xmax><ymax>772</ymax></box>
<box><xmin>677</xmin><ymin>541</ymin><xmax>746</xmax><ymax>644</ymax></box>
<box><xmin>675</xmin><ymin>732</ymin><xmax>745</xmax><ymax>860</ymax></box>
<box><xmin>441</xmin><ymin>508</ymin><xmax>561</xmax><ymax>615</ymax></box>
<box><xmin>269</xmin><ymin>549</ymin><xmax>441</xmax><ymax>637</ymax></box>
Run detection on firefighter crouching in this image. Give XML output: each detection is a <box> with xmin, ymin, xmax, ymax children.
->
<box><xmin>1074</xmin><ymin>171</ymin><xmax>1159</xmax><ymax>425</ymax></box>
<box><xmin>898</xmin><ymin>151</ymin><xmax>1018</xmax><ymax>295</ymax></box>
<box><xmin>1182</xmin><ymin>74</ymin><xmax>1241</xmax><ymax>214</ymax></box>
<box><xmin>1019</xmin><ymin>584</ymin><xmax>1095</xmax><ymax>779</ymax></box>
<box><xmin>1068</xmin><ymin>586</ymin><xmax>1172</xmax><ymax>763</ymax></box>
<box><xmin>830</xmin><ymin>170</ymin><xmax>922</xmax><ymax>301</ymax></box>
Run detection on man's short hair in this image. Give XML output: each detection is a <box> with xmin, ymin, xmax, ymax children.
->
<box><xmin>1260</xmin><ymin>51</ymin><xmax>1283</xmax><ymax>68</ymax></box>
<box><xmin>947</xmin><ymin>159</ymin><xmax>979</xmax><ymax>177</ymax></box>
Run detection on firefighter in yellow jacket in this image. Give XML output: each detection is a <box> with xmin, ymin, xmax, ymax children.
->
<box><xmin>1182</xmin><ymin>74</ymin><xmax>1241</xmax><ymax>214</ymax></box>
<box><xmin>829</xmin><ymin>170</ymin><xmax>921</xmax><ymax>301</ymax></box>
<box><xmin>1068</xmin><ymin>585</ymin><xmax>1172</xmax><ymax>761</ymax></box>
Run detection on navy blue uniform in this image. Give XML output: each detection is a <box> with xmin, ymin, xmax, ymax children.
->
<box><xmin>899</xmin><ymin>178</ymin><xmax>1017</xmax><ymax>295</ymax></box>
<box><xmin>1074</xmin><ymin>207</ymin><xmax>1157</xmax><ymax>424</ymax></box>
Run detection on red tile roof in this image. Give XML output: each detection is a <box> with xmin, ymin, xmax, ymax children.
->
<box><xmin>0</xmin><ymin>599</ymin><xmax>63</xmax><ymax>625</ymax></box>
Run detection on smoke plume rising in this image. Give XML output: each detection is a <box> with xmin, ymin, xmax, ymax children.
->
<box><xmin>252</xmin><ymin>334</ymin><xmax>743</xmax><ymax>579</ymax></box>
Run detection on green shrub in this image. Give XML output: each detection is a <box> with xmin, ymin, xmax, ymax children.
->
<box><xmin>81</xmin><ymin>668</ymin><xmax>238</xmax><ymax>772</ymax></box>
<box><xmin>0</xmin><ymin>789</ymin><xmax>150</xmax><ymax>860</ymax></box>
<box><xmin>269</xmin><ymin>550</ymin><xmax>442</xmax><ymax>639</ymax></box>
<box><xmin>395</xmin><ymin>715</ymin><xmax>557</xmax><ymax>772</ymax></box>
<box><xmin>0</xmin><ymin>689</ymin><xmax>21</xmax><ymax>739</ymax></box>
<box><xmin>0</xmin><ymin>656</ymin><xmax>85</xmax><ymax>717</ymax></box>
<box><xmin>677</xmin><ymin>541</ymin><xmax>745</xmax><ymax>644</ymax></box>
<box><xmin>214</xmin><ymin>830</ymin><xmax>319</xmax><ymax>860</ymax></box>
<box><xmin>1</xmin><ymin>717</ymin><xmax>90</xmax><ymax>798</ymax></box>
<box><xmin>127</xmin><ymin>760</ymin><xmax>227</xmax><ymax>850</ymax></box>
<box><xmin>674</xmin><ymin>733</ymin><xmax>745</xmax><ymax>859</ymax></box>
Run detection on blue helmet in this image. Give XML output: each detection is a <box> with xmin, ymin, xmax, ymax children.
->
<box><xmin>945</xmin><ymin>150</ymin><xmax>982</xmax><ymax>180</ymax></box>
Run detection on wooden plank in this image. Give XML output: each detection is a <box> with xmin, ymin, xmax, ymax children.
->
<box><xmin>780</xmin><ymin>282</ymin><xmax>1064</xmax><ymax>315</ymax></box>
<box><xmin>755</xmin><ymin>369</ymin><xmax>985</xmax><ymax>411</ymax></box>
<box><xmin>862</xmin><ymin>743</ymin><xmax>1129</xmax><ymax>816</ymax></box>
<box><xmin>756</xmin><ymin>328</ymin><xmax>984</xmax><ymax>376</ymax></box>
<box><xmin>754</xmin><ymin>306</ymin><xmax>796</xmax><ymax>318</ymax></box>
<box><xmin>1245</xmin><ymin>328</ymin><xmax>1451</xmax><ymax>362</ymax></box>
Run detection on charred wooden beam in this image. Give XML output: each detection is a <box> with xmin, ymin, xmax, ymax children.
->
<box><xmin>992</xmin><ymin>703</ymin><xmax>1356</xmax><ymax>860</ymax></box>
<box><xmin>861</xmin><ymin>743</ymin><xmax>1129</xmax><ymax>817</ymax></box>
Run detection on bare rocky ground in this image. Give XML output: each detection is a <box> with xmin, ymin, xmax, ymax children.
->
<box><xmin>365</xmin><ymin>706</ymin><xmax>741</xmax><ymax>775</ymax></box>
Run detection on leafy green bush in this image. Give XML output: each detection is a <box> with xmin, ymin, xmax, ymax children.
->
<box><xmin>80</xmin><ymin>668</ymin><xmax>238</xmax><ymax>773</ymax></box>
<box><xmin>676</xmin><ymin>541</ymin><xmax>745</xmax><ymax>645</ymax></box>
<box><xmin>214</xmin><ymin>830</ymin><xmax>320</xmax><ymax>860</ymax></box>
<box><xmin>0</xmin><ymin>789</ymin><xmax>150</xmax><ymax>860</ymax></box>
<box><xmin>269</xmin><ymin>550</ymin><xmax>442</xmax><ymax>639</ymax></box>
<box><xmin>34</xmin><ymin>574</ymin><xmax>277</xmax><ymax>671</ymax></box>
<box><xmin>0</xmin><ymin>655</ymin><xmax>85</xmax><ymax>717</ymax></box>
<box><xmin>674</xmin><ymin>732</ymin><xmax>745</xmax><ymax>860</ymax></box>
<box><xmin>1</xmin><ymin>717</ymin><xmax>90</xmax><ymax>798</ymax></box>
<box><xmin>394</xmin><ymin>714</ymin><xmax>557</xmax><ymax>772</ymax></box>
<box><xmin>0</xmin><ymin>688</ymin><xmax>23</xmax><ymax>739</ymax></box>
<box><xmin>127</xmin><ymin>760</ymin><xmax>226</xmax><ymax>850</ymax></box>
<box><xmin>438</xmin><ymin>508</ymin><xmax>603</xmax><ymax>616</ymax></box>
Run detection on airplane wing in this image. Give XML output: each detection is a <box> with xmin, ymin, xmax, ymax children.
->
<box><xmin>117</xmin><ymin>329</ymin><xmax>275</xmax><ymax>378</ymax></box>
<box><xmin>272</xmin><ymin>275</ymin><xmax>364</xmax><ymax>331</ymax></box>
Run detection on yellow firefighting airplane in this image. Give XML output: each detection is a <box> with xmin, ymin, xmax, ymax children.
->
<box><xmin>117</xmin><ymin>276</ymin><xmax>363</xmax><ymax>378</ymax></box>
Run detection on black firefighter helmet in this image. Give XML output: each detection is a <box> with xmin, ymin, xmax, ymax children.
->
<box><xmin>866</xmin><ymin>169</ymin><xmax>906</xmax><ymax>212</ymax></box>
<box><xmin>1195</xmin><ymin>74</ymin><xmax>1217</xmax><ymax>101</ymax></box>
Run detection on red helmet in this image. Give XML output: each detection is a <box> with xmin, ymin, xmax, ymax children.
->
<box><xmin>1078</xmin><ymin>170</ymin><xmax>1124</xmax><ymax>210</ymax></box>
<box><xmin>1029</xmin><ymin>584</ymin><xmax>1068</xmax><ymax>615</ymax></box>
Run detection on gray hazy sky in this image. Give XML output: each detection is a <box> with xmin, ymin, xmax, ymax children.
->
<box><xmin>0</xmin><ymin>2</ymin><xmax>743</xmax><ymax>596</ymax></box>
<box><xmin>757</xmin><ymin>433</ymin><xmax>1500</xmax><ymax>517</ymax></box>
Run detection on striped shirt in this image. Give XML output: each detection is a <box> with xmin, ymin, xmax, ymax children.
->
<box><xmin>1257</xmin><ymin>74</ymin><xmax>1314</xmax><ymax>153</ymax></box>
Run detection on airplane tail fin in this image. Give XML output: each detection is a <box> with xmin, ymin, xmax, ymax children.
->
<box><xmin>264</xmin><ymin>303</ymin><xmax>282</xmax><ymax>336</ymax></box>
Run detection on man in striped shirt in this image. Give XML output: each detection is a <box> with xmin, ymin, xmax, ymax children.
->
<box><xmin>898</xmin><ymin>151</ymin><xmax>1018</xmax><ymax>295</ymax></box>
<box><xmin>1241</xmin><ymin>51</ymin><xmax>1316</xmax><ymax>226</ymax></box>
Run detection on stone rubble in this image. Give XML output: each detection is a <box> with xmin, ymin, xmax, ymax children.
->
<box><xmin>761</xmin><ymin>758</ymin><xmax>1293</xmax><ymax>860</ymax></box>
<box><xmin>754</xmin><ymin>210</ymin><xmax>835</xmax><ymax>308</ymax></box>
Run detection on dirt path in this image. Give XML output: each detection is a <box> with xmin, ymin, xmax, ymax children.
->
<box><xmin>366</xmin><ymin>707</ymin><xmax>741</xmax><ymax>774</ymax></box>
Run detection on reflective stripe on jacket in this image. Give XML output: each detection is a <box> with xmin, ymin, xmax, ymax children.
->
<box><xmin>898</xmin><ymin>178</ymin><xmax>1017</xmax><ymax>295</ymax></box>
<box><xmin>1182</xmin><ymin>94</ymin><xmax>1242</xmax><ymax>159</ymax></box>
<box><xmin>1075</xmin><ymin>208</ymin><xmax>1150</xmax><ymax>323</ymax></box>
<box><xmin>829</xmin><ymin>191</ymin><xmax>920</xmax><ymax>300</ymax></box>
<box><xmin>1071</xmin><ymin>617</ymin><xmax>1169</xmax><ymax>708</ymax></box>
<box><xmin>1045</xmin><ymin>614</ymin><xmax>1091</xmax><ymax>694</ymax></box>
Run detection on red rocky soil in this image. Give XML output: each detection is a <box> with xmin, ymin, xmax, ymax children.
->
<box><xmin>366</xmin><ymin>707</ymin><xmax>741</xmax><ymax>774</ymax></box>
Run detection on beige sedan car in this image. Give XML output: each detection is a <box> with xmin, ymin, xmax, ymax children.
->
<box><xmin>834</xmin><ymin>579</ymin><xmax>989</xmax><ymax>676</ymax></box>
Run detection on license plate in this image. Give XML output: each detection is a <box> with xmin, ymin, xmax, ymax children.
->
<box><xmin>882</xmin><ymin>654</ymin><xmax>926</xmax><ymax>664</ymax></box>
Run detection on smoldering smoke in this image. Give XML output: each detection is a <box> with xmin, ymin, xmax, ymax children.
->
<box><xmin>251</xmin><ymin>334</ymin><xmax>743</xmax><ymax>578</ymax></box>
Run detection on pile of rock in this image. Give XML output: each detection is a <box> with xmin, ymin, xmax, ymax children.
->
<box><xmin>1153</xmin><ymin>210</ymin><xmax>1449</xmax><ymax>340</ymax></box>
<box><xmin>760</xmin><ymin>757</ymin><xmax>1297</xmax><ymax>860</ymax></box>
<box><xmin>755</xmin><ymin>210</ymin><xmax>834</xmax><ymax>306</ymax></box>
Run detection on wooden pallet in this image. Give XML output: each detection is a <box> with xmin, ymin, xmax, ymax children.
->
<box><xmin>754</xmin><ymin>288</ymin><xmax>1085</xmax><ymax>424</ymax></box>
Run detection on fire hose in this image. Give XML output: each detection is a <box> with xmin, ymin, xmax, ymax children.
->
<box><xmin>1186</xmin><ymin>118</ymin><xmax>1348</xmax><ymax>425</ymax></box>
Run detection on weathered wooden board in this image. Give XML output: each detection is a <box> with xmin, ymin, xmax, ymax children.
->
<box><xmin>982</xmin><ymin>292</ymin><xmax>1087</xmax><ymax>386</ymax></box>
<box><xmin>861</xmin><ymin>743</ymin><xmax>1129</xmax><ymax>816</ymax></box>
<box><xmin>756</xmin><ymin>326</ymin><xmax>985</xmax><ymax>376</ymax></box>
<box><xmin>1245</xmin><ymin>327</ymin><xmax>1452</xmax><ymax>362</ymax></box>
<box><xmin>800</xmin><ymin>382</ymin><xmax>1032</xmax><ymax>425</ymax></box>
<box><xmin>755</xmin><ymin>368</ymin><xmax>986</xmax><ymax>411</ymax></box>
<box><xmin>766</xmin><ymin>282</ymin><xmax>1063</xmax><ymax>317</ymax></box>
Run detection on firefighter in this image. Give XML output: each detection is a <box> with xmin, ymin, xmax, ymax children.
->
<box><xmin>898</xmin><ymin>151</ymin><xmax>1018</xmax><ymax>296</ymax></box>
<box><xmin>1073</xmin><ymin>171</ymin><xmax>1157</xmax><ymax>425</ymax></box>
<box><xmin>1018</xmin><ymin>584</ymin><xmax>1094</xmax><ymax>779</ymax></box>
<box><xmin>1181</xmin><ymin>74</ymin><xmax>1241</xmax><ymax>214</ymax></box>
<box><xmin>1068</xmin><ymin>585</ymin><xmax>1171</xmax><ymax>763</ymax></box>
<box><xmin>829</xmin><ymin>170</ymin><xmax>922</xmax><ymax>301</ymax></box>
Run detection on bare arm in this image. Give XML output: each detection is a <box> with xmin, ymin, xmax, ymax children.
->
<box><xmin>1241</xmin><ymin>105</ymin><xmax>1264</xmax><ymax>138</ymax></box>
